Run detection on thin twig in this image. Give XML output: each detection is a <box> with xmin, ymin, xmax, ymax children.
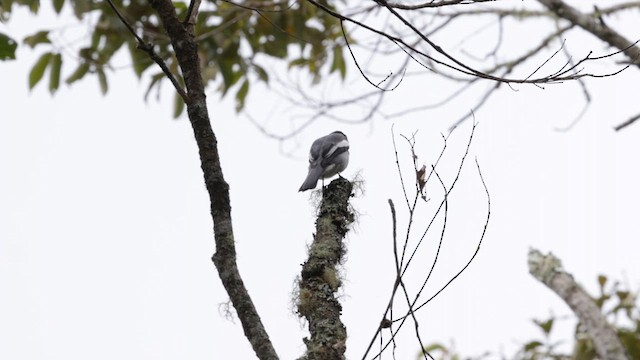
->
<box><xmin>183</xmin><ymin>0</ymin><xmax>201</xmax><ymax>30</ymax></box>
<box><xmin>341</xmin><ymin>21</ymin><xmax>404</xmax><ymax>91</ymax></box>
<box><xmin>105</xmin><ymin>0</ymin><xmax>189</xmax><ymax>102</ymax></box>
<box><xmin>367</xmin><ymin>122</ymin><xmax>483</xmax><ymax>359</ymax></box>
<box><xmin>614</xmin><ymin>112</ymin><xmax>640</xmax><ymax>131</ymax></box>
<box><xmin>391</xmin><ymin>125</ymin><xmax>411</xmax><ymax>210</ymax></box>
<box><xmin>363</xmin><ymin>121</ymin><xmax>484</xmax><ymax>360</ymax></box>
<box><xmin>406</xmin><ymin>157</ymin><xmax>490</xmax><ymax>315</ymax></box>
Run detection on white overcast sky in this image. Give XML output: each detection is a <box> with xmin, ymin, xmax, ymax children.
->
<box><xmin>1</xmin><ymin>2</ymin><xmax>640</xmax><ymax>360</ymax></box>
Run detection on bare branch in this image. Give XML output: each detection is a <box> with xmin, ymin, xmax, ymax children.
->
<box><xmin>362</xmin><ymin>122</ymin><xmax>490</xmax><ymax>360</ymax></box>
<box><xmin>221</xmin><ymin>0</ymin><xmax>295</xmax><ymax>12</ymax></box>
<box><xmin>388</xmin><ymin>199</ymin><xmax>434</xmax><ymax>360</ymax></box>
<box><xmin>397</xmin><ymin>157</ymin><xmax>489</xmax><ymax>323</ymax></box>
<box><xmin>537</xmin><ymin>0</ymin><xmax>640</xmax><ymax>68</ymax></box>
<box><xmin>554</xmin><ymin>30</ymin><xmax>592</xmax><ymax>132</ymax></box>
<box><xmin>614</xmin><ymin>112</ymin><xmax>640</xmax><ymax>131</ymax></box>
<box><xmin>391</xmin><ymin>125</ymin><xmax>412</xmax><ymax>210</ymax></box>
<box><xmin>447</xmin><ymin>83</ymin><xmax>498</xmax><ymax>131</ymax></box>
<box><xmin>600</xmin><ymin>1</ymin><xmax>640</xmax><ymax>15</ymax></box>
<box><xmin>236</xmin><ymin>1</ymin><xmax>638</xmax><ymax>135</ymax></box>
<box><xmin>341</xmin><ymin>21</ymin><xmax>405</xmax><ymax>91</ymax></box>
<box><xmin>385</xmin><ymin>0</ymin><xmax>494</xmax><ymax>10</ymax></box>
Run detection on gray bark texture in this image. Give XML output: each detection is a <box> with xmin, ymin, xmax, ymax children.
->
<box><xmin>148</xmin><ymin>1</ymin><xmax>278</xmax><ymax>359</ymax></box>
<box><xmin>537</xmin><ymin>0</ymin><xmax>640</xmax><ymax>68</ymax></box>
<box><xmin>528</xmin><ymin>248</ymin><xmax>630</xmax><ymax>360</ymax></box>
<box><xmin>297</xmin><ymin>178</ymin><xmax>354</xmax><ymax>360</ymax></box>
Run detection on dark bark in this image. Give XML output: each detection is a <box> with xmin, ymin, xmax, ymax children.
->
<box><xmin>528</xmin><ymin>249</ymin><xmax>630</xmax><ymax>360</ymax></box>
<box><xmin>147</xmin><ymin>1</ymin><xmax>278</xmax><ymax>359</ymax></box>
<box><xmin>297</xmin><ymin>178</ymin><xmax>354</xmax><ymax>360</ymax></box>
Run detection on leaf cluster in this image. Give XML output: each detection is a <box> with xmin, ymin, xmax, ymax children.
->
<box><xmin>1</xmin><ymin>0</ymin><xmax>347</xmax><ymax>117</ymax></box>
<box><xmin>419</xmin><ymin>275</ymin><xmax>640</xmax><ymax>360</ymax></box>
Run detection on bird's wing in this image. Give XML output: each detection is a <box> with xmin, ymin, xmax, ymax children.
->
<box><xmin>308</xmin><ymin>136</ymin><xmax>326</xmax><ymax>162</ymax></box>
<box><xmin>309</xmin><ymin>132</ymin><xmax>349</xmax><ymax>162</ymax></box>
<box><xmin>320</xmin><ymin>133</ymin><xmax>349</xmax><ymax>167</ymax></box>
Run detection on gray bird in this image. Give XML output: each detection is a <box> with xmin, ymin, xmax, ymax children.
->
<box><xmin>299</xmin><ymin>131</ymin><xmax>350</xmax><ymax>192</ymax></box>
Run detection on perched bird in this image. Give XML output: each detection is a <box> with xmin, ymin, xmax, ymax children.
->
<box><xmin>299</xmin><ymin>131</ymin><xmax>350</xmax><ymax>192</ymax></box>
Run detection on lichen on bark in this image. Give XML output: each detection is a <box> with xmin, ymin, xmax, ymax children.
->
<box><xmin>529</xmin><ymin>248</ymin><xmax>630</xmax><ymax>360</ymax></box>
<box><xmin>297</xmin><ymin>178</ymin><xmax>354</xmax><ymax>360</ymax></box>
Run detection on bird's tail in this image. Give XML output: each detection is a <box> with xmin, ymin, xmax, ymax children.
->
<box><xmin>299</xmin><ymin>165</ymin><xmax>324</xmax><ymax>192</ymax></box>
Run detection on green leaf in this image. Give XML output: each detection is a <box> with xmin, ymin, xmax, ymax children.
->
<box><xmin>25</xmin><ymin>0</ymin><xmax>39</xmax><ymax>13</ymax></box>
<box><xmin>574</xmin><ymin>337</ymin><xmax>596</xmax><ymax>360</ymax></box>
<box><xmin>173</xmin><ymin>92</ymin><xmax>184</xmax><ymax>119</ymax></box>
<box><xmin>29</xmin><ymin>52</ymin><xmax>52</xmax><ymax>89</ymax></box>
<box><xmin>618</xmin><ymin>329</ymin><xmax>640</xmax><ymax>359</ymax></box>
<box><xmin>616</xmin><ymin>290</ymin><xmax>630</xmax><ymax>299</ymax></box>
<box><xmin>288</xmin><ymin>58</ymin><xmax>308</xmax><ymax>69</ymax></box>
<box><xmin>65</xmin><ymin>62</ymin><xmax>89</xmax><ymax>84</ymax></box>
<box><xmin>534</xmin><ymin>318</ymin><xmax>554</xmax><ymax>336</ymax></box>
<box><xmin>524</xmin><ymin>341</ymin><xmax>543</xmax><ymax>352</ymax></box>
<box><xmin>219</xmin><ymin>58</ymin><xmax>239</xmax><ymax>95</ymax></box>
<box><xmin>70</xmin><ymin>0</ymin><xmax>90</xmax><ymax>19</ymax></box>
<box><xmin>52</xmin><ymin>0</ymin><xmax>64</xmax><ymax>13</ymax></box>
<box><xmin>23</xmin><ymin>30</ymin><xmax>50</xmax><ymax>48</ymax></box>
<box><xmin>97</xmin><ymin>34</ymin><xmax>125</xmax><ymax>65</ymax></box>
<box><xmin>96</xmin><ymin>67</ymin><xmax>108</xmax><ymax>95</ymax></box>
<box><xmin>128</xmin><ymin>42</ymin><xmax>152</xmax><ymax>78</ymax></box>
<box><xmin>253</xmin><ymin>64</ymin><xmax>269</xmax><ymax>83</ymax></box>
<box><xmin>144</xmin><ymin>72</ymin><xmax>165</xmax><ymax>102</ymax></box>
<box><xmin>172</xmin><ymin>1</ymin><xmax>187</xmax><ymax>16</ymax></box>
<box><xmin>330</xmin><ymin>46</ymin><xmax>346</xmax><ymax>79</ymax></box>
<box><xmin>48</xmin><ymin>52</ymin><xmax>62</xmax><ymax>94</ymax></box>
<box><xmin>235</xmin><ymin>79</ymin><xmax>249</xmax><ymax>112</ymax></box>
<box><xmin>1</xmin><ymin>0</ymin><xmax>15</xmax><ymax>16</ymax></box>
<box><xmin>597</xmin><ymin>274</ymin><xmax>607</xmax><ymax>290</ymax></box>
<box><xmin>420</xmin><ymin>343</ymin><xmax>446</xmax><ymax>354</ymax></box>
<box><xmin>90</xmin><ymin>31</ymin><xmax>101</xmax><ymax>49</ymax></box>
<box><xmin>0</xmin><ymin>33</ymin><xmax>17</xmax><ymax>60</ymax></box>
<box><xmin>595</xmin><ymin>293</ymin><xmax>610</xmax><ymax>309</ymax></box>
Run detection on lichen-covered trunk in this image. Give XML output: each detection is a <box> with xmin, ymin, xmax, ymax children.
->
<box><xmin>297</xmin><ymin>178</ymin><xmax>354</xmax><ymax>360</ymax></box>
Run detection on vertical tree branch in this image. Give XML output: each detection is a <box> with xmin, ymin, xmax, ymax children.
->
<box><xmin>297</xmin><ymin>178</ymin><xmax>354</xmax><ymax>360</ymax></box>
<box><xmin>147</xmin><ymin>1</ymin><xmax>278</xmax><ymax>359</ymax></box>
<box><xmin>184</xmin><ymin>0</ymin><xmax>201</xmax><ymax>27</ymax></box>
<box><xmin>528</xmin><ymin>248</ymin><xmax>630</xmax><ymax>360</ymax></box>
